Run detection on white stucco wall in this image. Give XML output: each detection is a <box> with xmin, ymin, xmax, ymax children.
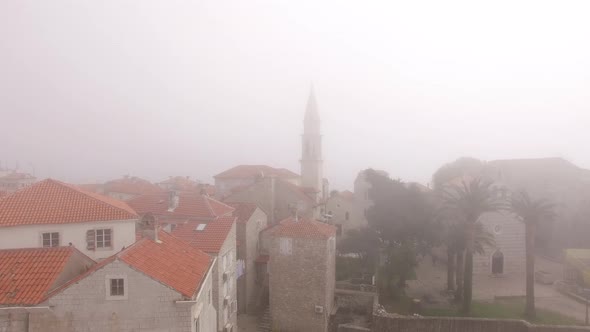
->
<box><xmin>0</xmin><ymin>219</ymin><xmax>137</xmax><ymax>260</ymax></box>
<box><xmin>473</xmin><ymin>211</ymin><xmax>526</xmax><ymax>276</ymax></box>
<box><xmin>28</xmin><ymin>258</ymin><xmax>216</xmax><ymax>332</ymax></box>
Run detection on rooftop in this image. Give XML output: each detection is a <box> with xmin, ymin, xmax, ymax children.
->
<box><xmin>104</xmin><ymin>176</ymin><xmax>163</xmax><ymax>195</ymax></box>
<box><xmin>228</xmin><ymin>202</ymin><xmax>259</xmax><ymax>223</ymax></box>
<box><xmin>269</xmin><ymin>216</ymin><xmax>336</xmax><ymax>240</ymax></box>
<box><xmin>214</xmin><ymin>165</ymin><xmax>299</xmax><ymax>180</ymax></box>
<box><xmin>0</xmin><ymin>179</ymin><xmax>138</xmax><ymax>228</ymax></box>
<box><xmin>0</xmin><ymin>246</ymin><xmax>91</xmax><ymax>305</ymax></box>
<box><xmin>49</xmin><ymin>231</ymin><xmax>212</xmax><ymax>300</ymax></box>
<box><xmin>172</xmin><ymin>216</ymin><xmax>236</xmax><ymax>253</ymax></box>
<box><xmin>127</xmin><ymin>192</ymin><xmax>234</xmax><ymax>220</ymax></box>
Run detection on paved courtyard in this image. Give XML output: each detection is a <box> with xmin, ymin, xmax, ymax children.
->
<box><xmin>406</xmin><ymin>255</ymin><xmax>588</xmax><ymax>322</ymax></box>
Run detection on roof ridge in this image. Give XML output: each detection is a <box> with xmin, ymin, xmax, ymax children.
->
<box><xmin>58</xmin><ymin>180</ymin><xmax>138</xmax><ymax>218</ymax></box>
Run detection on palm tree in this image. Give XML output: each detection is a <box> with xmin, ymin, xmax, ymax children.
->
<box><xmin>442</xmin><ymin>177</ymin><xmax>504</xmax><ymax>314</ymax></box>
<box><xmin>511</xmin><ymin>191</ymin><xmax>555</xmax><ymax>319</ymax></box>
<box><xmin>445</xmin><ymin>221</ymin><xmax>495</xmax><ymax>302</ymax></box>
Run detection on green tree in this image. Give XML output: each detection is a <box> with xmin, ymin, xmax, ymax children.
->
<box><xmin>441</xmin><ymin>177</ymin><xmax>504</xmax><ymax>314</ymax></box>
<box><xmin>511</xmin><ymin>191</ymin><xmax>555</xmax><ymax>318</ymax></box>
<box><xmin>364</xmin><ymin>169</ymin><xmax>439</xmax><ymax>299</ymax></box>
<box><xmin>338</xmin><ymin>227</ymin><xmax>379</xmax><ymax>273</ymax></box>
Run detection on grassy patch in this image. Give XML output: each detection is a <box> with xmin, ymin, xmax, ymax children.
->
<box><xmin>422</xmin><ymin>299</ymin><xmax>582</xmax><ymax>326</ymax></box>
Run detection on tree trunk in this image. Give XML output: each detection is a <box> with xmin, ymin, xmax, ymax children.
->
<box><xmin>447</xmin><ymin>247</ymin><xmax>456</xmax><ymax>291</ymax></box>
<box><xmin>455</xmin><ymin>250</ymin><xmax>464</xmax><ymax>302</ymax></box>
<box><xmin>462</xmin><ymin>222</ymin><xmax>475</xmax><ymax>314</ymax></box>
<box><xmin>525</xmin><ymin>222</ymin><xmax>536</xmax><ymax>318</ymax></box>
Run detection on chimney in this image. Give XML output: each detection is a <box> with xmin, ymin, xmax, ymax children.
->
<box><xmin>168</xmin><ymin>191</ymin><xmax>179</xmax><ymax>212</ymax></box>
<box><xmin>140</xmin><ymin>214</ymin><xmax>160</xmax><ymax>242</ymax></box>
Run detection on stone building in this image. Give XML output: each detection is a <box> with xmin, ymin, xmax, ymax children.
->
<box><xmin>214</xmin><ymin>165</ymin><xmax>300</xmax><ymax>200</ymax></box>
<box><xmin>221</xmin><ymin>89</ymin><xmax>328</xmax><ymax>225</ymax></box>
<box><xmin>223</xmin><ymin>176</ymin><xmax>317</xmax><ymax>224</ymax></box>
<box><xmin>0</xmin><ymin>231</ymin><xmax>217</xmax><ymax>332</ymax></box>
<box><xmin>0</xmin><ymin>171</ymin><xmax>36</xmax><ymax>194</ymax></box>
<box><xmin>228</xmin><ymin>202</ymin><xmax>268</xmax><ymax>313</ymax></box>
<box><xmin>0</xmin><ymin>179</ymin><xmax>139</xmax><ymax>260</ymax></box>
<box><xmin>99</xmin><ymin>176</ymin><xmax>164</xmax><ymax>201</ymax></box>
<box><xmin>172</xmin><ymin>216</ymin><xmax>238</xmax><ymax>332</ymax></box>
<box><xmin>324</xmin><ymin>190</ymin><xmax>362</xmax><ymax>238</ymax></box>
<box><xmin>446</xmin><ymin>176</ymin><xmax>525</xmax><ymax>277</ymax></box>
<box><xmin>268</xmin><ymin>217</ymin><xmax>336</xmax><ymax>332</ymax></box>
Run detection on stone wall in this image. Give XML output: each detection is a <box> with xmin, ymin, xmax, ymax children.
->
<box><xmin>32</xmin><ymin>260</ymin><xmax>208</xmax><ymax>332</ymax></box>
<box><xmin>213</xmin><ymin>222</ymin><xmax>238</xmax><ymax>331</ymax></box>
<box><xmin>269</xmin><ymin>236</ymin><xmax>334</xmax><ymax>332</ymax></box>
<box><xmin>371</xmin><ymin>312</ymin><xmax>590</xmax><ymax>332</ymax></box>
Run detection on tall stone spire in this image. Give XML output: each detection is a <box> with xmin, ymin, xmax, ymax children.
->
<box><xmin>300</xmin><ymin>86</ymin><xmax>324</xmax><ymax>201</ymax></box>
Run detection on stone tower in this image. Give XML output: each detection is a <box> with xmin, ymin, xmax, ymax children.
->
<box><xmin>300</xmin><ymin>88</ymin><xmax>324</xmax><ymax>201</ymax></box>
<box><xmin>268</xmin><ymin>216</ymin><xmax>336</xmax><ymax>332</ymax></box>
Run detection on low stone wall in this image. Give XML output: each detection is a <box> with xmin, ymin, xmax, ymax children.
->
<box><xmin>372</xmin><ymin>311</ymin><xmax>590</xmax><ymax>332</ymax></box>
<box><xmin>335</xmin><ymin>289</ymin><xmax>376</xmax><ymax>315</ymax></box>
<box><xmin>338</xmin><ymin>324</ymin><xmax>371</xmax><ymax>332</ymax></box>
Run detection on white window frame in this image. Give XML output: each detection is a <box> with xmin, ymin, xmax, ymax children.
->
<box><xmin>105</xmin><ymin>274</ymin><xmax>128</xmax><ymax>300</ymax></box>
<box><xmin>279</xmin><ymin>238</ymin><xmax>292</xmax><ymax>256</ymax></box>
<box><xmin>96</xmin><ymin>228</ymin><xmax>113</xmax><ymax>249</ymax></box>
<box><xmin>41</xmin><ymin>232</ymin><xmax>60</xmax><ymax>247</ymax></box>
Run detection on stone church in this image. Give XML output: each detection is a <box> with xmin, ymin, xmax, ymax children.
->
<box><xmin>219</xmin><ymin>88</ymin><xmax>328</xmax><ymax>224</ymax></box>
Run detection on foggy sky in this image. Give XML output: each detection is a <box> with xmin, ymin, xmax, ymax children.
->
<box><xmin>1</xmin><ymin>1</ymin><xmax>590</xmax><ymax>190</ymax></box>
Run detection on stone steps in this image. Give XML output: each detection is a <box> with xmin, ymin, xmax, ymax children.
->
<box><xmin>257</xmin><ymin>306</ymin><xmax>271</xmax><ymax>332</ymax></box>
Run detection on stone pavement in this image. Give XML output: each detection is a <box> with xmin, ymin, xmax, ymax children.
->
<box><xmin>406</xmin><ymin>255</ymin><xmax>588</xmax><ymax>322</ymax></box>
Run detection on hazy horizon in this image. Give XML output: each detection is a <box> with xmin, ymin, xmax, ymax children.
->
<box><xmin>2</xmin><ymin>1</ymin><xmax>590</xmax><ymax>190</ymax></box>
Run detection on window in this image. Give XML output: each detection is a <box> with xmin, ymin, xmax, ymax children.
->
<box><xmin>195</xmin><ymin>224</ymin><xmax>206</xmax><ymax>231</ymax></box>
<box><xmin>279</xmin><ymin>238</ymin><xmax>292</xmax><ymax>255</ymax></box>
<box><xmin>110</xmin><ymin>278</ymin><xmax>124</xmax><ymax>296</ymax></box>
<box><xmin>208</xmin><ymin>289</ymin><xmax>212</xmax><ymax>304</ymax></box>
<box><xmin>96</xmin><ymin>229</ymin><xmax>112</xmax><ymax>249</ymax></box>
<box><xmin>336</xmin><ymin>225</ymin><xmax>342</xmax><ymax>236</ymax></box>
<box><xmin>345</xmin><ymin>211</ymin><xmax>350</xmax><ymax>221</ymax></box>
<box><xmin>42</xmin><ymin>232</ymin><xmax>60</xmax><ymax>247</ymax></box>
<box><xmin>195</xmin><ymin>317</ymin><xmax>200</xmax><ymax>332</ymax></box>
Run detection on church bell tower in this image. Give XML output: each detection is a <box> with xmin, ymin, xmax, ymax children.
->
<box><xmin>300</xmin><ymin>88</ymin><xmax>324</xmax><ymax>201</ymax></box>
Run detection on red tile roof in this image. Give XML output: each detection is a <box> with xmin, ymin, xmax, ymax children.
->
<box><xmin>269</xmin><ymin>217</ymin><xmax>336</xmax><ymax>240</ymax></box>
<box><xmin>104</xmin><ymin>176</ymin><xmax>163</xmax><ymax>195</ymax></box>
<box><xmin>214</xmin><ymin>165</ymin><xmax>299</xmax><ymax>179</ymax></box>
<box><xmin>339</xmin><ymin>190</ymin><xmax>355</xmax><ymax>201</ymax></box>
<box><xmin>128</xmin><ymin>192</ymin><xmax>234</xmax><ymax>220</ymax></box>
<box><xmin>0</xmin><ymin>179</ymin><xmax>138</xmax><ymax>228</ymax></box>
<box><xmin>158</xmin><ymin>176</ymin><xmax>201</xmax><ymax>192</ymax></box>
<box><xmin>119</xmin><ymin>231</ymin><xmax>212</xmax><ymax>298</ymax></box>
<box><xmin>0</xmin><ymin>246</ymin><xmax>89</xmax><ymax>305</ymax></box>
<box><xmin>172</xmin><ymin>216</ymin><xmax>236</xmax><ymax>253</ymax></box>
<box><xmin>48</xmin><ymin>231</ymin><xmax>212</xmax><ymax>300</ymax></box>
<box><xmin>228</xmin><ymin>202</ymin><xmax>259</xmax><ymax>223</ymax></box>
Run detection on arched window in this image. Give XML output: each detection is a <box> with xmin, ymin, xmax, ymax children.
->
<box><xmin>492</xmin><ymin>250</ymin><xmax>504</xmax><ymax>274</ymax></box>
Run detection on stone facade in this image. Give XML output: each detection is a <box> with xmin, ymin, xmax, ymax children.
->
<box><xmin>325</xmin><ymin>192</ymin><xmax>365</xmax><ymax>239</ymax></box>
<box><xmin>235</xmin><ymin>207</ymin><xmax>268</xmax><ymax>313</ymax></box>
<box><xmin>17</xmin><ymin>259</ymin><xmax>216</xmax><ymax>332</ymax></box>
<box><xmin>473</xmin><ymin>211</ymin><xmax>526</xmax><ymax>276</ymax></box>
<box><xmin>224</xmin><ymin>177</ymin><xmax>316</xmax><ymax>224</ymax></box>
<box><xmin>211</xmin><ymin>223</ymin><xmax>238</xmax><ymax>331</ymax></box>
<box><xmin>269</xmin><ymin>235</ymin><xmax>336</xmax><ymax>332</ymax></box>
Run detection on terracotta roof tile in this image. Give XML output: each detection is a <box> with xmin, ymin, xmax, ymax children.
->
<box><xmin>0</xmin><ymin>179</ymin><xmax>138</xmax><ymax>227</ymax></box>
<box><xmin>119</xmin><ymin>231</ymin><xmax>212</xmax><ymax>298</ymax></box>
<box><xmin>128</xmin><ymin>192</ymin><xmax>234</xmax><ymax>220</ymax></box>
<box><xmin>214</xmin><ymin>165</ymin><xmax>299</xmax><ymax>179</ymax></box>
<box><xmin>48</xmin><ymin>231</ymin><xmax>212</xmax><ymax>300</ymax></box>
<box><xmin>269</xmin><ymin>217</ymin><xmax>336</xmax><ymax>240</ymax></box>
<box><xmin>104</xmin><ymin>177</ymin><xmax>163</xmax><ymax>195</ymax></box>
<box><xmin>228</xmin><ymin>202</ymin><xmax>259</xmax><ymax>223</ymax></box>
<box><xmin>0</xmin><ymin>247</ymin><xmax>85</xmax><ymax>305</ymax></box>
<box><xmin>172</xmin><ymin>216</ymin><xmax>236</xmax><ymax>253</ymax></box>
